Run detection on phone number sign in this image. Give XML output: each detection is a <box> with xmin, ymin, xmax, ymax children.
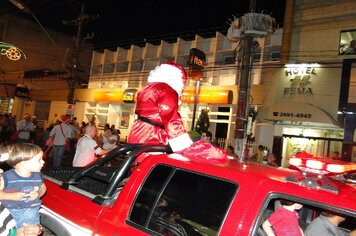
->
<box><xmin>272</xmin><ymin>112</ymin><xmax>312</xmax><ymax>119</ymax></box>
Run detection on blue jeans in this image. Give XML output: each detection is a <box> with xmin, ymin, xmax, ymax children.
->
<box><xmin>9</xmin><ymin>207</ymin><xmax>40</xmax><ymax>228</ymax></box>
<box><xmin>53</xmin><ymin>145</ymin><xmax>66</xmax><ymax>168</ymax></box>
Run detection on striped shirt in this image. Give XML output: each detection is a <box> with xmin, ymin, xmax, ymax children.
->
<box><xmin>0</xmin><ymin>204</ymin><xmax>16</xmax><ymax>236</ymax></box>
<box><xmin>1</xmin><ymin>169</ymin><xmax>43</xmax><ymax>209</ymax></box>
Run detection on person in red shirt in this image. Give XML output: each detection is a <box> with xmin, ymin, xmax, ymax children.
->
<box><xmin>262</xmin><ymin>199</ymin><xmax>304</xmax><ymax>236</ymax></box>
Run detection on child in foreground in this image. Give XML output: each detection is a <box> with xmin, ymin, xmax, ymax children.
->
<box><xmin>262</xmin><ymin>199</ymin><xmax>304</xmax><ymax>236</ymax></box>
<box><xmin>0</xmin><ymin>143</ymin><xmax>46</xmax><ymax>236</ymax></box>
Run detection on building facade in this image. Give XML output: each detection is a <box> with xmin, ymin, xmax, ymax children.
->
<box><xmin>256</xmin><ymin>0</ymin><xmax>356</xmax><ymax>164</ymax></box>
<box><xmin>66</xmin><ymin>29</ymin><xmax>282</xmax><ymax>145</ymax></box>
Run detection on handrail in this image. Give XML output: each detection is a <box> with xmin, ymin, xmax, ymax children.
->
<box><xmin>61</xmin><ymin>143</ymin><xmax>172</xmax><ymax>205</ymax></box>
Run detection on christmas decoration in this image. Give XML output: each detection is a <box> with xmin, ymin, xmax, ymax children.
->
<box><xmin>194</xmin><ymin>109</ymin><xmax>210</xmax><ymax>134</ymax></box>
<box><xmin>0</xmin><ymin>42</ymin><xmax>26</xmax><ymax>61</ymax></box>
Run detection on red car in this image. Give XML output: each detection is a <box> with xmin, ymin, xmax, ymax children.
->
<box><xmin>41</xmin><ymin>144</ymin><xmax>356</xmax><ymax>235</ymax></box>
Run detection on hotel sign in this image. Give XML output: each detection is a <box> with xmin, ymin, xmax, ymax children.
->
<box><xmin>284</xmin><ymin>64</ymin><xmax>318</xmax><ymax>95</ymax></box>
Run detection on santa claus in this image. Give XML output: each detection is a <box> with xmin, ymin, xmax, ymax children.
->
<box><xmin>128</xmin><ymin>61</ymin><xmax>192</xmax><ymax>151</ymax></box>
<box><xmin>128</xmin><ymin>61</ymin><xmax>227</xmax><ymax>162</ymax></box>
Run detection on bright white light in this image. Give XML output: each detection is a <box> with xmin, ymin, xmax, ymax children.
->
<box><xmin>285</xmin><ymin>63</ymin><xmax>320</xmax><ymax>68</ymax></box>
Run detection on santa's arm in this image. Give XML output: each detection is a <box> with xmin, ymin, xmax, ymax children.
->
<box><xmin>158</xmin><ymin>89</ymin><xmax>192</xmax><ymax>151</ymax></box>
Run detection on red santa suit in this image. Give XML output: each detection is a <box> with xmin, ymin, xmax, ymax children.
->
<box><xmin>128</xmin><ymin>82</ymin><xmax>186</xmax><ymax>145</ymax></box>
<box><xmin>128</xmin><ymin>61</ymin><xmax>227</xmax><ymax>163</ymax></box>
<box><xmin>128</xmin><ymin>62</ymin><xmax>191</xmax><ymax>150</ymax></box>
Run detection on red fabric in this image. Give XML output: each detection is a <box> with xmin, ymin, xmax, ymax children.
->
<box><xmin>176</xmin><ymin>140</ymin><xmax>228</xmax><ymax>164</ymax></box>
<box><xmin>128</xmin><ymin>82</ymin><xmax>186</xmax><ymax>145</ymax></box>
<box><xmin>268</xmin><ymin>207</ymin><xmax>302</xmax><ymax>236</ymax></box>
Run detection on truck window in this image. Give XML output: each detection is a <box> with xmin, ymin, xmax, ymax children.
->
<box><xmin>128</xmin><ymin>165</ymin><xmax>238</xmax><ymax>235</ymax></box>
<box><xmin>255</xmin><ymin>196</ymin><xmax>356</xmax><ymax>236</ymax></box>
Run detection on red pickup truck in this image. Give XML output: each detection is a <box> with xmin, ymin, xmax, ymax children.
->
<box><xmin>41</xmin><ymin>144</ymin><xmax>356</xmax><ymax>236</ymax></box>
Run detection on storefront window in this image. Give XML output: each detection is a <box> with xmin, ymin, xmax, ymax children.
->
<box><xmin>339</xmin><ymin>29</ymin><xmax>356</xmax><ymax>55</ymax></box>
<box><xmin>85</xmin><ymin>102</ymin><xmax>133</xmax><ymax>130</ymax></box>
<box><xmin>0</xmin><ymin>98</ymin><xmax>13</xmax><ymax>114</ymax></box>
<box><xmin>107</xmin><ymin>103</ymin><xmax>131</xmax><ymax>129</ymax></box>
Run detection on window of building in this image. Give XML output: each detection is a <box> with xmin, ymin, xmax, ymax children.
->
<box><xmin>91</xmin><ymin>64</ymin><xmax>102</xmax><ymax>75</ymax></box>
<box><xmin>103</xmin><ymin>63</ymin><xmax>115</xmax><ymax>73</ymax></box>
<box><xmin>252</xmin><ymin>52</ymin><xmax>261</xmax><ymax>62</ymax></box>
<box><xmin>131</xmin><ymin>60</ymin><xmax>143</xmax><ymax>72</ymax></box>
<box><xmin>116</xmin><ymin>62</ymin><xmax>129</xmax><ymax>72</ymax></box>
<box><xmin>270</xmin><ymin>51</ymin><xmax>280</xmax><ymax>61</ymax></box>
<box><xmin>128</xmin><ymin>165</ymin><xmax>237</xmax><ymax>235</ymax></box>
<box><xmin>223</xmin><ymin>55</ymin><xmax>236</xmax><ymax>65</ymax></box>
<box><xmin>339</xmin><ymin>29</ymin><xmax>356</xmax><ymax>55</ymax></box>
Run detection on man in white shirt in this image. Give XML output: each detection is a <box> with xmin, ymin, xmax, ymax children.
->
<box><xmin>16</xmin><ymin>113</ymin><xmax>34</xmax><ymax>143</ymax></box>
<box><xmin>49</xmin><ymin>115</ymin><xmax>71</xmax><ymax>168</ymax></box>
<box><xmin>73</xmin><ymin>124</ymin><xmax>112</xmax><ymax>167</ymax></box>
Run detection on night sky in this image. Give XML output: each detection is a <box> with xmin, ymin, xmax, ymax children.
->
<box><xmin>1</xmin><ymin>0</ymin><xmax>286</xmax><ymax>49</ymax></box>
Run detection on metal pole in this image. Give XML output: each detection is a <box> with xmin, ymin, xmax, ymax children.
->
<box><xmin>191</xmin><ymin>80</ymin><xmax>200</xmax><ymax>130</ymax></box>
<box><xmin>235</xmin><ymin>0</ymin><xmax>256</xmax><ymax>161</ymax></box>
<box><xmin>67</xmin><ymin>1</ymin><xmax>85</xmax><ymax>105</ymax></box>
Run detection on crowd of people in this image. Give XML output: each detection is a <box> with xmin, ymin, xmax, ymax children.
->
<box><xmin>43</xmin><ymin>114</ymin><xmax>122</xmax><ymax>168</ymax></box>
<box><xmin>0</xmin><ymin>112</ymin><xmax>123</xmax><ymax>235</ymax></box>
<box><xmin>0</xmin><ymin>113</ymin><xmax>38</xmax><ymax>146</ymax></box>
<box><xmin>1</xmin><ymin>112</ymin><xmax>122</xmax><ymax>169</ymax></box>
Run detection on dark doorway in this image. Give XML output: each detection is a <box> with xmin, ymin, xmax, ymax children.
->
<box><xmin>216</xmin><ymin>107</ymin><xmax>230</xmax><ymax>139</ymax></box>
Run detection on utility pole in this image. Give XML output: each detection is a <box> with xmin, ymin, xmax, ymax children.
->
<box><xmin>227</xmin><ymin>0</ymin><xmax>276</xmax><ymax>161</ymax></box>
<box><xmin>64</xmin><ymin>1</ymin><xmax>97</xmax><ymax>107</ymax></box>
<box><xmin>234</xmin><ymin>0</ymin><xmax>256</xmax><ymax>161</ymax></box>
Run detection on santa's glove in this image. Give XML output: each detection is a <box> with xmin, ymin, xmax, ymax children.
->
<box><xmin>173</xmin><ymin>139</ymin><xmax>228</xmax><ymax>164</ymax></box>
<box><xmin>168</xmin><ymin>133</ymin><xmax>193</xmax><ymax>152</ymax></box>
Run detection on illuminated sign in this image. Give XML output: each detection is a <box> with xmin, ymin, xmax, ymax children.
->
<box><xmin>188</xmin><ymin>48</ymin><xmax>205</xmax><ymax>80</ymax></box>
<box><xmin>94</xmin><ymin>89</ymin><xmax>231</xmax><ymax>104</ymax></box>
<box><xmin>94</xmin><ymin>91</ymin><xmax>124</xmax><ymax>102</ymax></box>
<box><xmin>181</xmin><ymin>89</ymin><xmax>233</xmax><ymax>104</ymax></box>
<box><xmin>123</xmin><ymin>89</ymin><xmax>137</xmax><ymax>103</ymax></box>
<box><xmin>284</xmin><ymin>64</ymin><xmax>319</xmax><ymax>95</ymax></box>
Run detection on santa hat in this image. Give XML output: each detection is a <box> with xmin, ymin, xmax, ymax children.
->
<box><xmin>147</xmin><ymin>61</ymin><xmax>187</xmax><ymax>97</ymax></box>
<box><xmin>60</xmin><ymin>115</ymin><xmax>68</xmax><ymax>123</ymax></box>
